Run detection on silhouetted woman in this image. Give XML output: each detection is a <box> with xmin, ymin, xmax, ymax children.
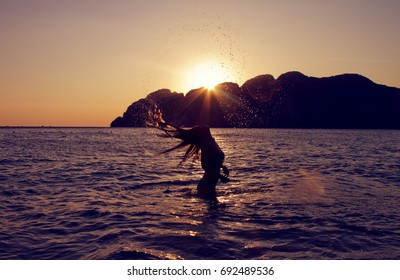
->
<box><xmin>156</xmin><ymin>122</ymin><xmax>229</xmax><ymax>199</ymax></box>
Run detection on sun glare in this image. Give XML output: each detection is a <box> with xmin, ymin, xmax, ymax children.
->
<box><xmin>184</xmin><ymin>62</ymin><xmax>234</xmax><ymax>91</ymax></box>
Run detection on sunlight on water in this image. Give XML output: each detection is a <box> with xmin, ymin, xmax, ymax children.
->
<box><xmin>285</xmin><ymin>169</ymin><xmax>328</xmax><ymax>204</ymax></box>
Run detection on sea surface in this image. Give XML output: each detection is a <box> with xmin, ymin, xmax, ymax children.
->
<box><xmin>0</xmin><ymin>128</ymin><xmax>399</xmax><ymax>260</ymax></box>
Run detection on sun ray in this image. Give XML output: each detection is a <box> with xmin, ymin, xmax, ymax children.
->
<box><xmin>184</xmin><ymin>62</ymin><xmax>234</xmax><ymax>92</ymax></box>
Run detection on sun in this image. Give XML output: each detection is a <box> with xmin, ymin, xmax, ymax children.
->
<box><xmin>184</xmin><ymin>62</ymin><xmax>234</xmax><ymax>91</ymax></box>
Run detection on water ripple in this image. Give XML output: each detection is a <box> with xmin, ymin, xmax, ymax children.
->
<box><xmin>0</xmin><ymin>128</ymin><xmax>399</xmax><ymax>259</ymax></box>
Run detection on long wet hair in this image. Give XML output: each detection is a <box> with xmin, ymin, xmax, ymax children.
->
<box><xmin>158</xmin><ymin>122</ymin><xmax>212</xmax><ymax>165</ymax></box>
<box><xmin>146</xmin><ymin>105</ymin><xmax>212</xmax><ymax>164</ymax></box>
<box><xmin>147</xmin><ymin>106</ymin><xmax>229</xmax><ymax>182</ymax></box>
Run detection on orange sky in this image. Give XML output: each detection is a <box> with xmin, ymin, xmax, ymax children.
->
<box><xmin>1</xmin><ymin>0</ymin><xmax>399</xmax><ymax>126</ymax></box>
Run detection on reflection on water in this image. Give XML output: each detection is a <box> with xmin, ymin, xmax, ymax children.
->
<box><xmin>0</xmin><ymin>128</ymin><xmax>399</xmax><ymax>259</ymax></box>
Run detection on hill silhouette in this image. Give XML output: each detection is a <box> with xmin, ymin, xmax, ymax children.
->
<box><xmin>111</xmin><ymin>72</ymin><xmax>400</xmax><ymax>129</ymax></box>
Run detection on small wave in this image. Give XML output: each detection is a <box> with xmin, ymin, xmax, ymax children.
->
<box><xmin>128</xmin><ymin>179</ymin><xmax>198</xmax><ymax>190</ymax></box>
<box><xmin>106</xmin><ymin>249</ymin><xmax>163</xmax><ymax>260</ymax></box>
<box><xmin>94</xmin><ymin>243</ymin><xmax>182</xmax><ymax>260</ymax></box>
<box><xmin>219</xmin><ymin>185</ymin><xmax>273</xmax><ymax>196</ymax></box>
<box><xmin>79</xmin><ymin>209</ymin><xmax>101</xmax><ymax>218</ymax></box>
<box><xmin>98</xmin><ymin>232</ymin><xmax>120</xmax><ymax>243</ymax></box>
<box><xmin>96</xmin><ymin>229</ymin><xmax>137</xmax><ymax>244</ymax></box>
<box><xmin>0</xmin><ymin>189</ymin><xmax>20</xmax><ymax>197</ymax></box>
<box><xmin>77</xmin><ymin>209</ymin><xmax>110</xmax><ymax>218</ymax></box>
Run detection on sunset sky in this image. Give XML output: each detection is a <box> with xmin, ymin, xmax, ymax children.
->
<box><xmin>1</xmin><ymin>0</ymin><xmax>399</xmax><ymax>126</ymax></box>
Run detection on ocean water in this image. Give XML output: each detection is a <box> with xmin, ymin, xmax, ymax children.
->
<box><xmin>0</xmin><ymin>128</ymin><xmax>399</xmax><ymax>260</ymax></box>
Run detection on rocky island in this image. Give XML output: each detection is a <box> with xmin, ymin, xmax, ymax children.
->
<box><xmin>111</xmin><ymin>72</ymin><xmax>400</xmax><ymax>129</ymax></box>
